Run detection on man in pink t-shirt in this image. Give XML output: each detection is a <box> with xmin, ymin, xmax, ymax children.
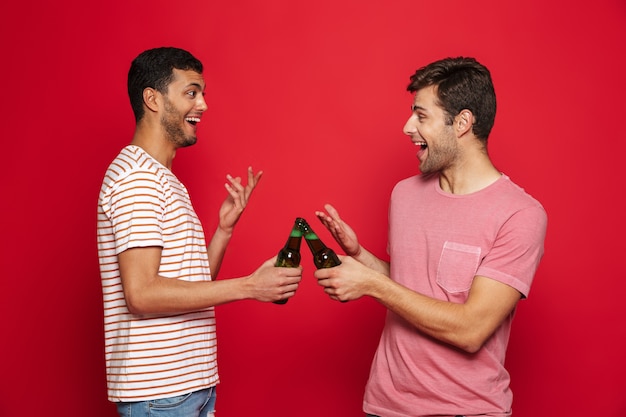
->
<box><xmin>314</xmin><ymin>57</ymin><xmax>547</xmax><ymax>417</ymax></box>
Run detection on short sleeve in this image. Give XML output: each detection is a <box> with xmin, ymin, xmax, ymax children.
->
<box><xmin>477</xmin><ymin>205</ymin><xmax>547</xmax><ymax>297</ymax></box>
<box><xmin>107</xmin><ymin>170</ymin><xmax>166</xmax><ymax>254</ymax></box>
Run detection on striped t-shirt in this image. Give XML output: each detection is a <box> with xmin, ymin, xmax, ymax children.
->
<box><xmin>97</xmin><ymin>145</ymin><xmax>219</xmax><ymax>402</ymax></box>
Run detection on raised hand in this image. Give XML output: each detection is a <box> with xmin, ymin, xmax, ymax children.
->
<box><xmin>219</xmin><ymin>166</ymin><xmax>263</xmax><ymax>233</ymax></box>
<box><xmin>315</xmin><ymin>203</ymin><xmax>361</xmax><ymax>257</ymax></box>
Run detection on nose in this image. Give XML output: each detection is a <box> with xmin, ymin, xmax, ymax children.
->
<box><xmin>197</xmin><ymin>94</ymin><xmax>208</xmax><ymax>112</ymax></box>
<box><xmin>403</xmin><ymin>115</ymin><xmax>416</xmax><ymax>136</ymax></box>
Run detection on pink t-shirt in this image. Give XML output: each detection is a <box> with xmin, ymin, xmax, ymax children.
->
<box><xmin>363</xmin><ymin>174</ymin><xmax>547</xmax><ymax>417</ymax></box>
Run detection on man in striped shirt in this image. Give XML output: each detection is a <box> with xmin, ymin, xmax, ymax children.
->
<box><xmin>97</xmin><ymin>47</ymin><xmax>302</xmax><ymax>417</ymax></box>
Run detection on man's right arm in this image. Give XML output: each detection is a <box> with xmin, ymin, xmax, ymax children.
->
<box><xmin>118</xmin><ymin>247</ymin><xmax>302</xmax><ymax>314</ymax></box>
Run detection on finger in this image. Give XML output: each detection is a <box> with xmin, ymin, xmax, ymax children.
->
<box><xmin>224</xmin><ymin>182</ymin><xmax>242</xmax><ymax>199</ymax></box>
<box><xmin>247</xmin><ymin>166</ymin><xmax>264</xmax><ymax>187</ymax></box>
<box><xmin>280</xmin><ymin>268</ymin><xmax>303</xmax><ymax>282</ymax></box>
<box><xmin>324</xmin><ymin>204</ymin><xmax>344</xmax><ymax>225</ymax></box>
<box><xmin>324</xmin><ymin>203</ymin><xmax>340</xmax><ymax>219</ymax></box>
<box><xmin>227</xmin><ymin>174</ymin><xmax>250</xmax><ymax>208</ymax></box>
<box><xmin>223</xmin><ymin>184</ymin><xmax>245</xmax><ymax>212</ymax></box>
<box><xmin>226</xmin><ymin>174</ymin><xmax>244</xmax><ymax>191</ymax></box>
<box><xmin>253</xmin><ymin>169</ymin><xmax>264</xmax><ymax>183</ymax></box>
<box><xmin>315</xmin><ymin>211</ymin><xmax>335</xmax><ymax>229</ymax></box>
<box><xmin>325</xmin><ymin>288</ymin><xmax>338</xmax><ymax>299</ymax></box>
<box><xmin>316</xmin><ymin>278</ymin><xmax>329</xmax><ymax>288</ymax></box>
<box><xmin>315</xmin><ymin>210</ymin><xmax>330</xmax><ymax>222</ymax></box>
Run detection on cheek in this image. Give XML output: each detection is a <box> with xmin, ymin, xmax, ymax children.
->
<box><xmin>417</xmin><ymin>123</ymin><xmax>435</xmax><ymax>139</ymax></box>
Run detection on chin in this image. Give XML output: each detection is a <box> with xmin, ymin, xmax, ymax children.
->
<box><xmin>180</xmin><ymin>137</ymin><xmax>197</xmax><ymax>148</ymax></box>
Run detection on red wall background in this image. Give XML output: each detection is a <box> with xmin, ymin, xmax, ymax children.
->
<box><xmin>1</xmin><ymin>1</ymin><xmax>625</xmax><ymax>416</ymax></box>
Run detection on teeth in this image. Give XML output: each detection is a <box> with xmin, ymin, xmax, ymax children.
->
<box><xmin>185</xmin><ymin>117</ymin><xmax>201</xmax><ymax>123</ymax></box>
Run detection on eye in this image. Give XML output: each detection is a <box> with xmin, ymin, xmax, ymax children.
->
<box><xmin>411</xmin><ymin>105</ymin><xmax>425</xmax><ymax>121</ymax></box>
<box><xmin>187</xmin><ymin>90</ymin><xmax>197</xmax><ymax>98</ymax></box>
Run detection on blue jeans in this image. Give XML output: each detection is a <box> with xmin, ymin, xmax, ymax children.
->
<box><xmin>116</xmin><ymin>387</ymin><xmax>216</xmax><ymax>417</ymax></box>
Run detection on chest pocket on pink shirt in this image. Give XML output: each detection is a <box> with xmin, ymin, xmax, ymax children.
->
<box><xmin>436</xmin><ymin>241</ymin><xmax>481</xmax><ymax>293</ymax></box>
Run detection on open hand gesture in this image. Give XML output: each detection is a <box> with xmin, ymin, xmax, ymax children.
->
<box><xmin>219</xmin><ymin>166</ymin><xmax>263</xmax><ymax>233</ymax></box>
<box><xmin>315</xmin><ymin>203</ymin><xmax>361</xmax><ymax>257</ymax></box>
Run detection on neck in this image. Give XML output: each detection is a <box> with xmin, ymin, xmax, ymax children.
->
<box><xmin>438</xmin><ymin>152</ymin><xmax>501</xmax><ymax>195</ymax></box>
<box><xmin>131</xmin><ymin>123</ymin><xmax>176</xmax><ymax>169</ymax></box>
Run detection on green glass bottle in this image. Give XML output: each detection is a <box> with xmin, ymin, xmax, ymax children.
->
<box><xmin>273</xmin><ymin>218</ymin><xmax>303</xmax><ymax>304</ymax></box>
<box><xmin>299</xmin><ymin>218</ymin><xmax>341</xmax><ymax>269</ymax></box>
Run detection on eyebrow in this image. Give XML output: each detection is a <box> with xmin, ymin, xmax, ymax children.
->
<box><xmin>187</xmin><ymin>82</ymin><xmax>205</xmax><ymax>90</ymax></box>
<box><xmin>411</xmin><ymin>104</ymin><xmax>427</xmax><ymax>112</ymax></box>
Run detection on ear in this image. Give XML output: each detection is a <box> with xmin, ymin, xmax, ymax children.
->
<box><xmin>142</xmin><ymin>87</ymin><xmax>160</xmax><ymax>113</ymax></box>
<box><xmin>455</xmin><ymin>109</ymin><xmax>474</xmax><ymax>137</ymax></box>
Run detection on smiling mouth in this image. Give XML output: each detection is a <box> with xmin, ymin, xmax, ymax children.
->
<box><xmin>415</xmin><ymin>141</ymin><xmax>427</xmax><ymax>150</ymax></box>
<box><xmin>185</xmin><ymin>117</ymin><xmax>201</xmax><ymax>126</ymax></box>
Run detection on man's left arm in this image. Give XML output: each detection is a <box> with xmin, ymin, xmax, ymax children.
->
<box><xmin>207</xmin><ymin>166</ymin><xmax>263</xmax><ymax>279</ymax></box>
<box><xmin>317</xmin><ymin>257</ymin><xmax>521</xmax><ymax>353</ymax></box>
<box><xmin>380</xmin><ymin>203</ymin><xmax>546</xmax><ymax>352</ymax></box>
<box><xmin>316</xmin><ymin>204</ymin><xmax>547</xmax><ymax>353</ymax></box>
<box><xmin>371</xmin><ymin>273</ymin><xmax>522</xmax><ymax>353</ymax></box>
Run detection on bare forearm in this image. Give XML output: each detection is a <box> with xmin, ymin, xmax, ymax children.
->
<box><xmin>120</xmin><ymin>246</ymin><xmax>301</xmax><ymax>315</ymax></box>
<box><xmin>370</xmin><ymin>278</ymin><xmax>473</xmax><ymax>349</ymax></box>
<box><xmin>124</xmin><ymin>274</ymin><xmax>252</xmax><ymax>315</ymax></box>
<box><xmin>353</xmin><ymin>246</ymin><xmax>390</xmax><ymax>276</ymax></box>
<box><xmin>207</xmin><ymin>226</ymin><xmax>233</xmax><ymax>279</ymax></box>
<box><xmin>368</xmin><ymin>275</ymin><xmax>521</xmax><ymax>353</ymax></box>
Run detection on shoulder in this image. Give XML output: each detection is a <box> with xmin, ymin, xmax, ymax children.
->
<box><xmin>99</xmin><ymin>146</ymin><xmax>170</xmax><ymax>204</ymax></box>
<box><xmin>100</xmin><ymin>146</ymin><xmax>176</xmax><ymax>197</ymax></box>
<box><xmin>393</xmin><ymin>173</ymin><xmax>437</xmax><ymax>192</ymax></box>
<box><xmin>494</xmin><ymin>175</ymin><xmax>545</xmax><ymax>212</ymax></box>
<box><xmin>494</xmin><ymin>176</ymin><xmax>547</xmax><ymax>236</ymax></box>
<box><xmin>104</xmin><ymin>146</ymin><xmax>163</xmax><ymax>181</ymax></box>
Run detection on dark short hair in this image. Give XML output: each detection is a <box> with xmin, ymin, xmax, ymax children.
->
<box><xmin>407</xmin><ymin>57</ymin><xmax>496</xmax><ymax>140</ymax></box>
<box><xmin>127</xmin><ymin>47</ymin><xmax>203</xmax><ymax>122</ymax></box>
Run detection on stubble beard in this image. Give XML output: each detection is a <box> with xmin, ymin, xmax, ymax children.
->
<box><xmin>419</xmin><ymin>133</ymin><xmax>458</xmax><ymax>175</ymax></box>
<box><xmin>161</xmin><ymin>98</ymin><xmax>197</xmax><ymax>148</ymax></box>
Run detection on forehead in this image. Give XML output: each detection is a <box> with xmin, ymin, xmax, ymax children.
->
<box><xmin>169</xmin><ymin>68</ymin><xmax>206</xmax><ymax>90</ymax></box>
<box><xmin>412</xmin><ymin>85</ymin><xmax>441</xmax><ymax>112</ymax></box>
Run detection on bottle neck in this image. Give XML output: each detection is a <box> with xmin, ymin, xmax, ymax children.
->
<box><xmin>285</xmin><ymin>224</ymin><xmax>302</xmax><ymax>250</ymax></box>
<box><xmin>304</xmin><ymin>233</ymin><xmax>327</xmax><ymax>253</ymax></box>
<box><xmin>285</xmin><ymin>234</ymin><xmax>302</xmax><ymax>251</ymax></box>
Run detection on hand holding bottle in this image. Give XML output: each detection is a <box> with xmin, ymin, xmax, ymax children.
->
<box><xmin>273</xmin><ymin>218</ymin><xmax>304</xmax><ymax>304</ymax></box>
<box><xmin>247</xmin><ymin>257</ymin><xmax>302</xmax><ymax>303</ymax></box>
<box><xmin>313</xmin><ymin>255</ymin><xmax>379</xmax><ymax>302</ymax></box>
<box><xmin>299</xmin><ymin>217</ymin><xmax>354</xmax><ymax>303</ymax></box>
<box><xmin>299</xmin><ymin>218</ymin><xmax>341</xmax><ymax>269</ymax></box>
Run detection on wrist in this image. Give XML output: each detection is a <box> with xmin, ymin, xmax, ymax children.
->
<box><xmin>350</xmin><ymin>245</ymin><xmax>363</xmax><ymax>259</ymax></box>
<box><xmin>214</xmin><ymin>225</ymin><xmax>234</xmax><ymax>240</ymax></box>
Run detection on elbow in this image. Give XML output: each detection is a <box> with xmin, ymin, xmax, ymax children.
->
<box><xmin>451</xmin><ymin>331</ymin><xmax>490</xmax><ymax>354</ymax></box>
<box><xmin>124</xmin><ymin>292</ymin><xmax>151</xmax><ymax>315</ymax></box>
<box><xmin>459</xmin><ymin>341</ymin><xmax>483</xmax><ymax>354</ymax></box>
<box><xmin>126</xmin><ymin>303</ymin><xmax>143</xmax><ymax>315</ymax></box>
